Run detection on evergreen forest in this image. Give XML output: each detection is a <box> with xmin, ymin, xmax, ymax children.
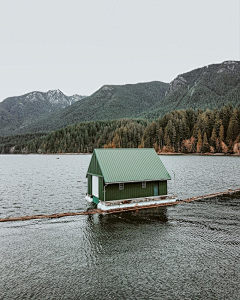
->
<box><xmin>1</xmin><ymin>105</ymin><xmax>239</xmax><ymax>155</ymax></box>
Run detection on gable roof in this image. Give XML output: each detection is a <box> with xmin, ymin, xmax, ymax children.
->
<box><xmin>88</xmin><ymin>148</ymin><xmax>171</xmax><ymax>183</ymax></box>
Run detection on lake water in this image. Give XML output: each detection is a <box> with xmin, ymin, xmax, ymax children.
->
<box><xmin>0</xmin><ymin>154</ymin><xmax>239</xmax><ymax>299</ymax></box>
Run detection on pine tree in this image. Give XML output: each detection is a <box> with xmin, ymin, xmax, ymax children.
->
<box><xmin>210</xmin><ymin>128</ymin><xmax>217</xmax><ymax>148</ymax></box>
<box><xmin>202</xmin><ymin>132</ymin><xmax>210</xmax><ymax>152</ymax></box>
<box><xmin>197</xmin><ymin>129</ymin><xmax>202</xmax><ymax>153</ymax></box>
<box><xmin>157</xmin><ymin>126</ymin><xmax>163</xmax><ymax>150</ymax></box>
<box><xmin>219</xmin><ymin>125</ymin><xmax>224</xmax><ymax>142</ymax></box>
<box><xmin>226</xmin><ymin>110</ymin><xmax>240</xmax><ymax>144</ymax></box>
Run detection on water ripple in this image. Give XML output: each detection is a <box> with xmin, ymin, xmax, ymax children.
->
<box><xmin>0</xmin><ymin>155</ymin><xmax>239</xmax><ymax>299</ymax></box>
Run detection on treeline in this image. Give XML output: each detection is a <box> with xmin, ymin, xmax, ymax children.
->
<box><xmin>142</xmin><ymin>104</ymin><xmax>240</xmax><ymax>153</ymax></box>
<box><xmin>0</xmin><ymin>132</ymin><xmax>47</xmax><ymax>154</ymax></box>
<box><xmin>28</xmin><ymin>119</ymin><xmax>148</xmax><ymax>153</ymax></box>
<box><xmin>1</xmin><ymin>105</ymin><xmax>240</xmax><ymax>154</ymax></box>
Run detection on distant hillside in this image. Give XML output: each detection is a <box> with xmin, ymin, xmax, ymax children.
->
<box><xmin>2</xmin><ymin>81</ymin><xmax>168</xmax><ymax>135</ymax></box>
<box><xmin>0</xmin><ymin>90</ymin><xmax>86</xmax><ymax>136</ymax></box>
<box><xmin>144</xmin><ymin>60</ymin><xmax>240</xmax><ymax>118</ymax></box>
<box><xmin>31</xmin><ymin>61</ymin><xmax>240</xmax><ymax>134</ymax></box>
<box><xmin>1</xmin><ymin>60</ymin><xmax>240</xmax><ymax>136</ymax></box>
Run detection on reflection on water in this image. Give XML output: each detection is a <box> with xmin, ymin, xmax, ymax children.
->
<box><xmin>88</xmin><ymin>206</ymin><xmax>169</xmax><ymax>227</ymax></box>
<box><xmin>1</xmin><ymin>195</ymin><xmax>239</xmax><ymax>300</ymax></box>
<box><xmin>0</xmin><ymin>155</ymin><xmax>239</xmax><ymax>299</ymax></box>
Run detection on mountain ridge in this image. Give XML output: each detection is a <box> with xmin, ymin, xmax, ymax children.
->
<box><xmin>0</xmin><ymin>60</ymin><xmax>240</xmax><ymax>136</ymax></box>
<box><xmin>0</xmin><ymin>81</ymin><xmax>169</xmax><ymax>136</ymax></box>
<box><xmin>143</xmin><ymin>60</ymin><xmax>240</xmax><ymax>118</ymax></box>
<box><xmin>0</xmin><ymin>90</ymin><xmax>86</xmax><ymax>136</ymax></box>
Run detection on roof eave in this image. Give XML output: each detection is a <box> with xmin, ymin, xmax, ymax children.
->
<box><xmin>105</xmin><ymin>178</ymin><xmax>171</xmax><ymax>185</ymax></box>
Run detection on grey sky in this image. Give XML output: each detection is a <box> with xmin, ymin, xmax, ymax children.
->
<box><xmin>0</xmin><ymin>0</ymin><xmax>239</xmax><ymax>101</ymax></box>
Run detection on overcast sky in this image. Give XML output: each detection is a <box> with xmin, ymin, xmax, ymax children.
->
<box><xmin>0</xmin><ymin>0</ymin><xmax>239</xmax><ymax>101</ymax></box>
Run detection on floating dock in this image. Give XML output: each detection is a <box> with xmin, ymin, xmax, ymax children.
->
<box><xmin>97</xmin><ymin>194</ymin><xmax>178</xmax><ymax>211</ymax></box>
<box><xmin>0</xmin><ymin>188</ymin><xmax>239</xmax><ymax>222</ymax></box>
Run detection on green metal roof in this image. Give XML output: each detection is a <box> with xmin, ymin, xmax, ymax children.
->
<box><xmin>91</xmin><ymin>148</ymin><xmax>171</xmax><ymax>184</ymax></box>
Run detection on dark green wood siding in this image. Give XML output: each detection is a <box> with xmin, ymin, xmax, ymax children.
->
<box><xmin>88</xmin><ymin>175</ymin><xmax>92</xmax><ymax>195</ymax></box>
<box><xmin>98</xmin><ymin>177</ymin><xmax>104</xmax><ymax>201</ymax></box>
<box><xmin>105</xmin><ymin>181</ymin><xmax>167</xmax><ymax>201</ymax></box>
<box><xmin>159</xmin><ymin>181</ymin><xmax>167</xmax><ymax>195</ymax></box>
<box><xmin>87</xmin><ymin>152</ymin><xmax>102</xmax><ymax>176</ymax></box>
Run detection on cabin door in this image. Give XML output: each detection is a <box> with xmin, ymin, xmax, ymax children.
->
<box><xmin>92</xmin><ymin>176</ymin><xmax>99</xmax><ymax>198</ymax></box>
<box><xmin>154</xmin><ymin>185</ymin><xmax>158</xmax><ymax>196</ymax></box>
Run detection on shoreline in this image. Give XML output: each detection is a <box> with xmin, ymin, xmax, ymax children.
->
<box><xmin>158</xmin><ymin>152</ymin><xmax>240</xmax><ymax>156</ymax></box>
<box><xmin>1</xmin><ymin>152</ymin><xmax>240</xmax><ymax>156</ymax></box>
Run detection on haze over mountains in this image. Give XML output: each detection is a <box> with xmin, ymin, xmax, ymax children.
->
<box><xmin>0</xmin><ymin>60</ymin><xmax>239</xmax><ymax>136</ymax></box>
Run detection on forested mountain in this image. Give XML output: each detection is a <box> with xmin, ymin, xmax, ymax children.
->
<box><xmin>0</xmin><ymin>90</ymin><xmax>86</xmax><ymax>136</ymax></box>
<box><xmin>1</xmin><ymin>105</ymin><xmax>239</xmax><ymax>155</ymax></box>
<box><xmin>3</xmin><ymin>81</ymin><xmax>168</xmax><ymax>135</ymax></box>
<box><xmin>144</xmin><ymin>60</ymin><xmax>240</xmax><ymax>118</ymax></box>
<box><xmin>1</xmin><ymin>60</ymin><xmax>240</xmax><ymax>137</ymax></box>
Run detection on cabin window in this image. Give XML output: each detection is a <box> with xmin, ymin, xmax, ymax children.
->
<box><xmin>119</xmin><ymin>183</ymin><xmax>124</xmax><ymax>190</ymax></box>
<box><xmin>142</xmin><ymin>181</ymin><xmax>146</xmax><ymax>188</ymax></box>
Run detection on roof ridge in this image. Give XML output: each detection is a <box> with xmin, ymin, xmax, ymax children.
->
<box><xmin>94</xmin><ymin>148</ymin><xmax>155</xmax><ymax>150</ymax></box>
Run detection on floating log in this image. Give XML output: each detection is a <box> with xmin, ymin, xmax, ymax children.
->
<box><xmin>0</xmin><ymin>188</ymin><xmax>239</xmax><ymax>222</ymax></box>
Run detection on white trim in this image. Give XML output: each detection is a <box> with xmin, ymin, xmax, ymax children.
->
<box><xmin>92</xmin><ymin>176</ymin><xmax>99</xmax><ymax>198</ymax></box>
<box><xmin>97</xmin><ymin>196</ymin><xmax>178</xmax><ymax>211</ymax></box>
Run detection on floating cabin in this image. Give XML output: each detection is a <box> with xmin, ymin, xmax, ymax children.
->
<box><xmin>86</xmin><ymin>148</ymin><xmax>177</xmax><ymax>211</ymax></box>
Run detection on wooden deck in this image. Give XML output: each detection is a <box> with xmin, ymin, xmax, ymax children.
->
<box><xmin>0</xmin><ymin>188</ymin><xmax>239</xmax><ymax>222</ymax></box>
<box><xmin>102</xmin><ymin>195</ymin><xmax>174</xmax><ymax>206</ymax></box>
